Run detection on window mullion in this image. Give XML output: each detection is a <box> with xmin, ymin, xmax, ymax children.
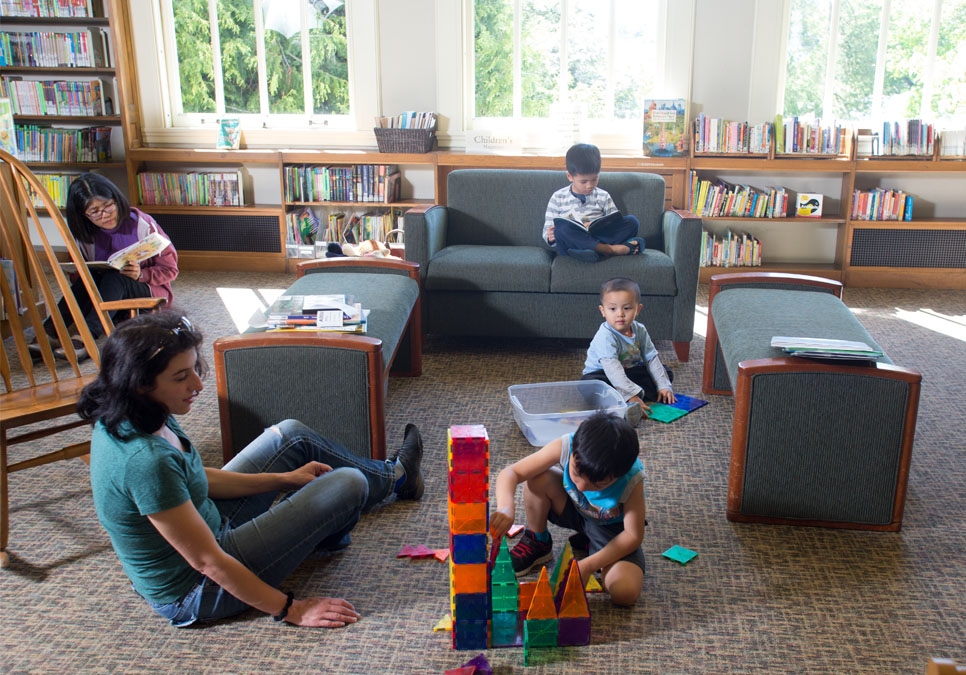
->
<box><xmin>822</xmin><ymin>0</ymin><xmax>841</xmax><ymax>120</ymax></box>
<box><xmin>513</xmin><ymin>0</ymin><xmax>521</xmax><ymax>118</ymax></box>
<box><xmin>253</xmin><ymin>0</ymin><xmax>270</xmax><ymax>117</ymax></box>
<box><xmin>605</xmin><ymin>0</ymin><xmax>615</xmax><ymax>119</ymax></box>
<box><xmin>559</xmin><ymin>0</ymin><xmax>569</xmax><ymax>106</ymax></box>
<box><xmin>208</xmin><ymin>0</ymin><xmax>225</xmax><ymax>114</ymax></box>
<box><xmin>871</xmin><ymin>0</ymin><xmax>890</xmax><ymax>119</ymax></box>
<box><xmin>920</xmin><ymin>0</ymin><xmax>942</xmax><ymax>118</ymax></box>
<box><xmin>301</xmin><ymin>1</ymin><xmax>313</xmax><ymax>115</ymax></box>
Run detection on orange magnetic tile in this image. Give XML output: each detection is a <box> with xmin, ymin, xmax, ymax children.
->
<box><xmin>526</xmin><ymin>567</ymin><xmax>557</xmax><ymax>620</ymax></box>
<box><xmin>558</xmin><ymin>559</ymin><xmax>590</xmax><ymax>618</ymax></box>
<box><xmin>450</xmin><ymin>560</ymin><xmax>489</xmax><ymax>594</ymax></box>
<box><xmin>448</xmin><ymin>500</ymin><xmax>488</xmax><ymax>533</ymax></box>
<box><xmin>518</xmin><ymin>581</ymin><xmax>536</xmax><ymax>613</ymax></box>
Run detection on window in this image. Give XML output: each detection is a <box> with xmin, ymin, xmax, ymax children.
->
<box><xmin>782</xmin><ymin>0</ymin><xmax>966</xmax><ymax>122</ymax></box>
<box><xmin>467</xmin><ymin>0</ymin><xmax>679</xmax><ymax>144</ymax></box>
<box><xmin>158</xmin><ymin>0</ymin><xmax>354</xmax><ymax>127</ymax></box>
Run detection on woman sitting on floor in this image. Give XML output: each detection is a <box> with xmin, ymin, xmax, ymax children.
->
<box><xmin>78</xmin><ymin>311</ymin><xmax>424</xmax><ymax>627</ymax></box>
<box><xmin>34</xmin><ymin>173</ymin><xmax>178</xmax><ymax>360</ymax></box>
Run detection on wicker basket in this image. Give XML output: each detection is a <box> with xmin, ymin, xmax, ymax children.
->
<box><xmin>373</xmin><ymin>127</ymin><xmax>437</xmax><ymax>153</ymax></box>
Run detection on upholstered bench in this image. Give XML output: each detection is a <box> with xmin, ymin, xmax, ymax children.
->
<box><xmin>702</xmin><ymin>272</ymin><xmax>921</xmax><ymax>531</ymax></box>
<box><xmin>213</xmin><ymin>257</ymin><xmax>421</xmax><ymax>462</ymax></box>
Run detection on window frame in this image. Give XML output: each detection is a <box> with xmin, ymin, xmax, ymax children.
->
<box><xmin>132</xmin><ymin>0</ymin><xmax>379</xmax><ymax>147</ymax></box>
<box><xmin>776</xmin><ymin>0</ymin><xmax>958</xmax><ymax>124</ymax></box>
<box><xmin>436</xmin><ymin>0</ymin><xmax>694</xmax><ymax>152</ymax></box>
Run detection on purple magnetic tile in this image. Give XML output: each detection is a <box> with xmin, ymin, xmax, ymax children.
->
<box><xmin>557</xmin><ymin>617</ymin><xmax>591</xmax><ymax>646</ymax></box>
<box><xmin>668</xmin><ymin>393</ymin><xmax>709</xmax><ymax>412</ymax></box>
<box><xmin>461</xmin><ymin>653</ymin><xmax>493</xmax><ymax>675</ymax></box>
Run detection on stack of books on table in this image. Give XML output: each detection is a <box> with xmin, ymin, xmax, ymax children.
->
<box><xmin>265</xmin><ymin>294</ymin><xmax>367</xmax><ymax>334</ymax></box>
<box><xmin>770</xmin><ymin>336</ymin><xmax>883</xmax><ymax>361</ymax></box>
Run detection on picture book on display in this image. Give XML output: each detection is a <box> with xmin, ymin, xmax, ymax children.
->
<box><xmin>59</xmin><ymin>230</ymin><xmax>171</xmax><ymax>274</ymax></box>
<box><xmin>642</xmin><ymin>99</ymin><xmax>687</xmax><ymax>157</ymax></box>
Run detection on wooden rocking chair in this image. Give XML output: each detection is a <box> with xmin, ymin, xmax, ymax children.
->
<box><xmin>0</xmin><ymin>149</ymin><xmax>163</xmax><ymax>567</ymax></box>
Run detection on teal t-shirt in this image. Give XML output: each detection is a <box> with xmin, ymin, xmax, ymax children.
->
<box><xmin>89</xmin><ymin>417</ymin><xmax>222</xmax><ymax>604</ymax></box>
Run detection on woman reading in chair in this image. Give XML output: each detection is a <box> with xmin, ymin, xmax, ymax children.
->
<box><xmin>78</xmin><ymin>312</ymin><xmax>424</xmax><ymax>627</ymax></box>
<box><xmin>33</xmin><ymin>173</ymin><xmax>178</xmax><ymax>360</ymax></box>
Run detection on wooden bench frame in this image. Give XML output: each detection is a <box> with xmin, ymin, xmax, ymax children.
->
<box><xmin>214</xmin><ymin>257</ymin><xmax>421</xmax><ymax>463</ymax></box>
<box><xmin>702</xmin><ymin>272</ymin><xmax>922</xmax><ymax>531</ymax></box>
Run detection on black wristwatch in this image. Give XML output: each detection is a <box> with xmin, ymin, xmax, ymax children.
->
<box><xmin>273</xmin><ymin>591</ymin><xmax>295</xmax><ymax>622</ymax></box>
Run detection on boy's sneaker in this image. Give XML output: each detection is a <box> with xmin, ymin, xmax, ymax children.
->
<box><xmin>568</xmin><ymin>532</ymin><xmax>590</xmax><ymax>559</ymax></box>
<box><xmin>390</xmin><ymin>423</ymin><xmax>424</xmax><ymax>500</ymax></box>
<box><xmin>510</xmin><ymin>529</ymin><xmax>553</xmax><ymax>577</ymax></box>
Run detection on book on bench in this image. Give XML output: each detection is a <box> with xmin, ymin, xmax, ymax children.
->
<box><xmin>770</xmin><ymin>336</ymin><xmax>883</xmax><ymax>360</ymax></box>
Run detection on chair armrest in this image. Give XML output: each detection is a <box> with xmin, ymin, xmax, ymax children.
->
<box><xmin>708</xmin><ymin>272</ymin><xmax>843</xmax><ymax>311</ymax></box>
<box><xmin>297</xmin><ymin>256</ymin><xmax>419</xmax><ymax>283</ymax></box>
<box><xmin>402</xmin><ymin>205</ymin><xmax>448</xmax><ymax>283</ymax></box>
<box><xmin>100</xmin><ymin>297</ymin><xmax>166</xmax><ymax>311</ymax></box>
<box><xmin>661</xmin><ymin>208</ymin><xmax>702</xmax><ymax>340</ymax></box>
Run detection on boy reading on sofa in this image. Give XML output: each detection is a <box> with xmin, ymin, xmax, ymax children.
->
<box><xmin>582</xmin><ymin>277</ymin><xmax>675</xmax><ymax>422</ymax></box>
<box><xmin>490</xmin><ymin>412</ymin><xmax>646</xmax><ymax>607</ymax></box>
<box><xmin>542</xmin><ymin>143</ymin><xmax>646</xmax><ymax>263</ymax></box>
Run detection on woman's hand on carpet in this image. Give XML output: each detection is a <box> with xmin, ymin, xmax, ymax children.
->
<box><xmin>286</xmin><ymin>596</ymin><xmax>361</xmax><ymax>628</ymax></box>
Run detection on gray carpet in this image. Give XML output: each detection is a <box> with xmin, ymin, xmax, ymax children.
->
<box><xmin>2</xmin><ymin>270</ymin><xmax>964</xmax><ymax>674</ymax></box>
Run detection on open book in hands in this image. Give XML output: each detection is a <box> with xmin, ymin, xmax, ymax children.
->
<box><xmin>553</xmin><ymin>210</ymin><xmax>622</xmax><ymax>231</ymax></box>
<box><xmin>60</xmin><ymin>231</ymin><xmax>171</xmax><ymax>274</ymax></box>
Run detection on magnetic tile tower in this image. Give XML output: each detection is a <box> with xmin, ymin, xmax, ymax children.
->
<box><xmin>447</xmin><ymin>425</ymin><xmax>490</xmax><ymax>650</ymax></box>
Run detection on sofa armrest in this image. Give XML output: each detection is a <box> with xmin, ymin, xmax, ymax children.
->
<box><xmin>297</xmin><ymin>256</ymin><xmax>420</xmax><ymax>283</ymax></box>
<box><xmin>662</xmin><ymin>208</ymin><xmax>703</xmax><ymax>344</ymax></box>
<box><xmin>403</xmin><ymin>205</ymin><xmax>448</xmax><ymax>283</ymax></box>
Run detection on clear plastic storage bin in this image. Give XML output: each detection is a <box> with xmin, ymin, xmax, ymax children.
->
<box><xmin>508</xmin><ymin>380</ymin><xmax>626</xmax><ymax>447</ymax></box>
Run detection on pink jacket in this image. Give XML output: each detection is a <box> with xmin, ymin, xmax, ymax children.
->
<box><xmin>76</xmin><ymin>207</ymin><xmax>179</xmax><ymax>304</ymax></box>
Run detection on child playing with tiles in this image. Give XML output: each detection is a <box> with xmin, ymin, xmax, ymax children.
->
<box><xmin>582</xmin><ymin>276</ymin><xmax>676</xmax><ymax>421</ymax></box>
<box><xmin>490</xmin><ymin>412</ymin><xmax>646</xmax><ymax>607</ymax></box>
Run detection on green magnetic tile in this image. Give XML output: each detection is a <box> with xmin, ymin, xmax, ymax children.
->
<box><xmin>662</xmin><ymin>544</ymin><xmax>698</xmax><ymax>564</ymax></box>
<box><xmin>647</xmin><ymin>403</ymin><xmax>689</xmax><ymax>423</ymax></box>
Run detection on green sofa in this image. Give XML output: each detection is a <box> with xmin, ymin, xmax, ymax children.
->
<box><xmin>403</xmin><ymin>169</ymin><xmax>701</xmax><ymax>360</ymax></box>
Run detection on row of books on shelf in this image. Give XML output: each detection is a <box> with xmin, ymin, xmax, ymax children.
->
<box><xmin>24</xmin><ymin>171</ymin><xmax>79</xmax><ymax>207</ymax></box>
<box><xmin>375</xmin><ymin>111</ymin><xmax>436</xmax><ymax>129</ymax></box>
<box><xmin>263</xmin><ymin>294</ymin><xmax>368</xmax><ymax>334</ymax></box>
<box><xmin>774</xmin><ymin>115</ymin><xmax>850</xmax><ymax>155</ymax></box>
<box><xmin>700</xmin><ymin>229</ymin><xmax>762</xmax><ymax>268</ymax></box>
<box><xmin>0</xmin><ymin>28</ymin><xmax>111</xmax><ymax>68</ymax></box>
<box><xmin>688</xmin><ymin>172</ymin><xmax>792</xmax><ymax>218</ymax></box>
<box><xmin>2</xmin><ymin>76</ymin><xmax>113</xmax><ymax>116</ymax></box>
<box><xmin>693</xmin><ymin>113</ymin><xmax>771</xmax><ymax>154</ymax></box>
<box><xmin>137</xmin><ymin>170</ymin><xmax>248</xmax><ymax>207</ymax></box>
<box><xmin>284</xmin><ymin>164</ymin><xmax>401</xmax><ymax>204</ymax></box>
<box><xmin>0</xmin><ymin>0</ymin><xmax>103</xmax><ymax>17</ymax></box>
<box><xmin>939</xmin><ymin>129</ymin><xmax>965</xmax><ymax>157</ymax></box>
<box><xmin>13</xmin><ymin>123</ymin><xmax>110</xmax><ymax>161</ymax></box>
<box><xmin>850</xmin><ymin>188</ymin><xmax>913</xmax><ymax>221</ymax></box>
<box><xmin>286</xmin><ymin>208</ymin><xmax>401</xmax><ymax>248</ymax></box>
<box><xmin>863</xmin><ymin>120</ymin><xmax>936</xmax><ymax>157</ymax></box>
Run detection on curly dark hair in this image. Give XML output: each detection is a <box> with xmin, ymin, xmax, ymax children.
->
<box><xmin>65</xmin><ymin>173</ymin><xmax>132</xmax><ymax>244</ymax></box>
<box><xmin>570</xmin><ymin>412</ymin><xmax>639</xmax><ymax>484</ymax></box>
<box><xmin>77</xmin><ymin>311</ymin><xmax>206</xmax><ymax>437</ymax></box>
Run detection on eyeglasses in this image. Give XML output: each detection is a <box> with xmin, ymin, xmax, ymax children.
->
<box><xmin>147</xmin><ymin>316</ymin><xmax>193</xmax><ymax>361</ymax></box>
<box><xmin>85</xmin><ymin>201</ymin><xmax>116</xmax><ymax>220</ymax></box>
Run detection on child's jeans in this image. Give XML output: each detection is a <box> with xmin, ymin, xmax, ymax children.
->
<box><xmin>145</xmin><ymin>419</ymin><xmax>396</xmax><ymax>626</ymax></box>
<box><xmin>553</xmin><ymin>214</ymin><xmax>640</xmax><ymax>259</ymax></box>
<box><xmin>581</xmin><ymin>363</ymin><xmax>674</xmax><ymax>401</ymax></box>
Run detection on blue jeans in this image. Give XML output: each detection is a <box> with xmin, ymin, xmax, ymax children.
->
<box><xmin>553</xmin><ymin>214</ymin><xmax>640</xmax><ymax>258</ymax></box>
<box><xmin>147</xmin><ymin>419</ymin><xmax>395</xmax><ymax>626</ymax></box>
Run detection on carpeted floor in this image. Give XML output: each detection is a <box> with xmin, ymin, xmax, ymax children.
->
<box><xmin>1</xmin><ymin>270</ymin><xmax>964</xmax><ymax>674</ymax></box>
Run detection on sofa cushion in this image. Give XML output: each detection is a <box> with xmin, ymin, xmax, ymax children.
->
<box><xmin>426</xmin><ymin>245</ymin><xmax>553</xmax><ymax>292</ymax></box>
<box><xmin>550</xmin><ymin>250</ymin><xmax>677</xmax><ymax>295</ymax></box>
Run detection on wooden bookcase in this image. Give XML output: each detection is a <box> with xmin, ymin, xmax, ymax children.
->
<box><xmin>0</xmin><ymin>0</ymin><xmax>134</xmax><ymax>182</ymax></box>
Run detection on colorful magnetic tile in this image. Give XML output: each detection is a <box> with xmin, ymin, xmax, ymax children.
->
<box><xmin>453</xmin><ymin>618</ymin><xmax>488</xmax><ymax>650</ymax></box>
<box><xmin>518</xmin><ymin>581</ymin><xmax>536</xmax><ymax>612</ymax></box>
<box><xmin>434</xmin><ymin>613</ymin><xmax>454</xmax><ymax>631</ymax></box>
<box><xmin>557</xmin><ymin>616</ymin><xmax>591</xmax><ymax>646</ymax></box>
<box><xmin>524</xmin><ymin>617</ymin><xmax>558</xmax><ymax>647</ymax></box>
<box><xmin>409</xmin><ymin>544</ymin><xmax>435</xmax><ymax>558</ymax></box>
<box><xmin>646</xmin><ymin>403</ymin><xmax>689</xmax><ymax>423</ymax></box>
<box><xmin>444</xmin><ymin>667</ymin><xmax>475</xmax><ymax>675</ymax></box>
<box><xmin>549</xmin><ymin>540</ymin><xmax>575</xmax><ymax>598</ymax></box>
<box><xmin>449</xmin><ymin>472</ymin><xmax>489</xmax><ymax>502</ymax></box>
<box><xmin>525</xmin><ymin>567</ymin><xmax>557</xmax><ymax>620</ymax></box>
<box><xmin>462</xmin><ymin>653</ymin><xmax>493</xmax><ymax>675</ymax></box>
<box><xmin>491</xmin><ymin>590</ymin><xmax>518</xmax><ymax>614</ymax></box>
<box><xmin>585</xmin><ymin>575</ymin><xmax>603</xmax><ymax>592</ymax></box>
<box><xmin>453</xmin><ymin>592</ymin><xmax>489</xmax><ymax>621</ymax></box>
<box><xmin>450</xmin><ymin>424</ymin><xmax>488</xmax><ymax>441</ymax></box>
<box><xmin>508</xmin><ymin>524</ymin><xmax>524</xmax><ymax>537</ymax></box>
<box><xmin>558</xmin><ymin>560</ymin><xmax>590</xmax><ymax>619</ymax></box>
<box><xmin>662</xmin><ymin>544</ymin><xmax>698</xmax><ymax>565</ymax></box>
<box><xmin>449</xmin><ymin>448</ymin><xmax>489</xmax><ymax>473</ymax></box>
<box><xmin>452</xmin><ymin>533</ymin><xmax>488</xmax><ymax>564</ymax></box>
<box><xmin>397</xmin><ymin>544</ymin><xmax>416</xmax><ymax>558</ymax></box>
<box><xmin>668</xmin><ymin>393</ymin><xmax>709</xmax><ymax>412</ymax></box>
<box><xmin>448</xmin><ymin>501</ymin><xmax>488</xmax><ymax>534</ymax></box>
<box><xmin>450</xmin><ymin>560</ymin><xmax>489</xmax><ymax>594</ymax></box>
